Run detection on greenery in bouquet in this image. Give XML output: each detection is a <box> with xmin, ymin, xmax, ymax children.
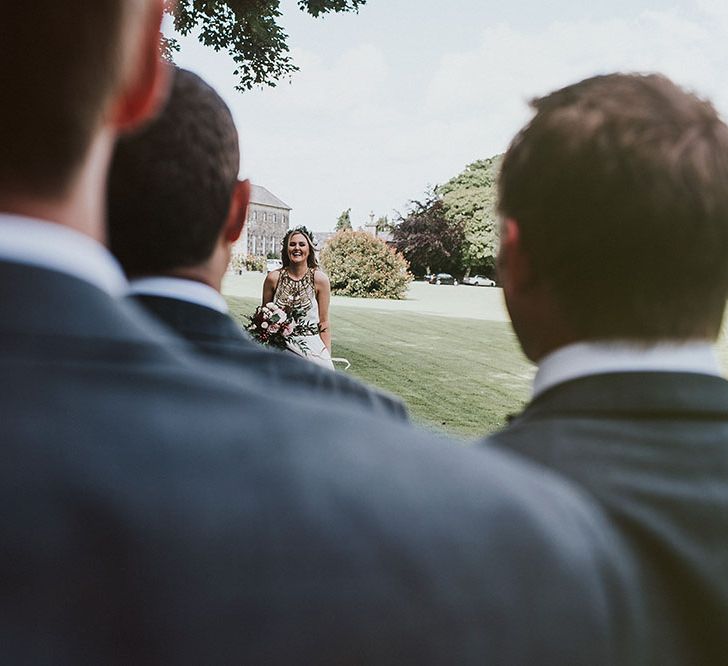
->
<box><xmin>246</xmin><ymin>302</ymin><xmax>320</xmax><ymax>353</ymax></box>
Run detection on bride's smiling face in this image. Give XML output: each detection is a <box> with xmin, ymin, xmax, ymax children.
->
<box><xmin>287</xmin><ymin>233</ymin><xmax>310</xmax><ymax>265</ymax></box>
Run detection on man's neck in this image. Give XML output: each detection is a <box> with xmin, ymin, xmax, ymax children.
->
<box><xmin>167</xmin><ymin>266</ymin><xmax>221</xmax><ymax>293</ymax></box>
<box><xmin>0</xmin><ymin>128</ymin><xmax>114</xmax><ymax>244</ymax></box>
<box><xmin>162</xmin><ymin>238</ymin><xmax>234</xmax><ymax>294</ymax></box>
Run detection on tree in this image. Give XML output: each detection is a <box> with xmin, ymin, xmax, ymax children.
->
<box><xmin>320</xmin><ymin>231</ymin><xmax>411</xmax><ymax>299</ymax></box>
<box><xmin>391</xmin><ymin>192</ymin><xmax>465</xmax><ymax>277</ymax></box>
<box><xmin>335</xmin><ymin>208</ymin><xmax>352</xmax><ymax>231</ymax></box>
<box><xmin>437</xmin><ymin>155</ymin><xmax>502</xmax><ymax>276</ymax></box>
<box><xmin>163</xmin><ymin>0</ymin><xmax>368</xmax><ymax>91</ymax></box>
<box><xmin>375</xmin><ymin>215</ymin><xmax>392</xmax><ymax>233</ymax></box>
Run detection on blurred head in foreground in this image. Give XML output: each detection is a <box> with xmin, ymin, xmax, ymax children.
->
<box><xmin>108</xmin><ymin>67</ymin><xmax>250</xmax><ymax>288</ymax></box>
<box><xmin>0</xmin><ymin>0</ymin><xmax>167</xmax><ymax>227</ymax></box>
<box><xmin>497</xmin><ymin>73</ymin><xmax>728</xmax><ymax>361</ymax></box>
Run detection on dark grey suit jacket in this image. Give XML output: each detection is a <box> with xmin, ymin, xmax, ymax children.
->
<box><xmin>129</xmin><ymin>293</ymin><xmax>409</xmax><ymax>422</ymax></box>
<box><xmin>0</xmin><ymin>259</ymin><xmax>646</xmax><ymax>664</ymax></box>
<box><xmin>485</xmin><ymin>371</ymin><xmax>728</xmax><ymax>666</ymax></box>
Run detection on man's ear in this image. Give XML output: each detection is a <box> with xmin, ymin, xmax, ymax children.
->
<box><xmin>109</xmin><ymin>0</ymin><xmax>169</xmax><ymax>132</ymax></box>
<box><xmin>224</xmin><ymin>179</ymin><xmax>251</xmax><ymax>243</ymax></box>
<box><xmin>498</xmin><ymin>217</ymin><xmax>533</xmax><ymax>292</ymax></box>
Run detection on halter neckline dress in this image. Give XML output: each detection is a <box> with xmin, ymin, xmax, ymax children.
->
<box><xmin>273</xmin><ymin>268</ymin><xmax>334</xmax><ymax>370</ymax></box>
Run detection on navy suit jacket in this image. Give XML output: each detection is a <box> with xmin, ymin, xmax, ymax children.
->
<box><xmin>0</xmin><ymin>259</ymin><xmax>646</xmax><ymax>664</ymax></box>
<box><xmin>129</xmin><ymin>293</ymin><xmax>409</xmax><ymax>422</ymax></box>
<box><xmin>485</xmin><ymin>371</ymin><xmax>728</xmax><ymax>666</ymax></box>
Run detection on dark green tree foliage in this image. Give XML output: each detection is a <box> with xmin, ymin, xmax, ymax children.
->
<box><xmin>437</xmin><ymin>154</ymin><xmax>502</xmax><ymax>276</ymax></box>
<box><xmin>392</xmin><ymin>193</ymin><xmax>465</xmax><ymax>277</ymax></box>
<box><xmin>320</xmin><ymin>231</ymin><xmax>411</xmax><ymax>299</ymax></box>
<box><xmin>335</xmin><ymin>208</ymin><xmax>352</xmax><ymax>231</ymax></box>
<box><xmin>163</xmin><ymin>0</ymin><xmax>367</xmax><ymax>91</ymax></box>
<box><xmin>375</xmin><ymin>215</ymin><xmax>392</xmax><ymax>233</ymax></box>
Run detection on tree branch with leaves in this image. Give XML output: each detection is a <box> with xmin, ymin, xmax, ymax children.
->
<box><xmin>392</xmin><ymin>191</ymin><xmax>465</xmax><ymax>278</ymax></box>
<box><xmin>163</xmin><ymin>0</ymin><xmax>367</xmax><ymax>91</ymax></box>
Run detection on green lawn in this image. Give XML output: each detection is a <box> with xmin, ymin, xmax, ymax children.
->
<box><xmin>224</xmin><ymin>274</ymin><xmax>533</xmax><ymax>439</ymax></box>
<box><xmin>225</xmin><ymin>272</ymin><xmax>728</xmax><ymax>439</ymax></box>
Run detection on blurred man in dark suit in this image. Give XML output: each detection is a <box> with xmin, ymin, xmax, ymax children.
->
<box><xmin>484</xmin><ymin>72</ymin><xmax>728</xmax><ymax>665</ymax></box>
<box><xmin>107</xmin><ymin>67</ymin><xmax>408</xmax><ymax>422</ymax></box>
<box><xmin>0</xmin><ymin>2</ymin><xmax>645</xmax><ymax>662</ymax></box>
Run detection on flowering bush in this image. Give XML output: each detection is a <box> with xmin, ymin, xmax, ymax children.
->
<box><xmin>229</xmin><ymin>253</ymin><xmax>246</xmax><ymax>274</ymax></box>
<box><xmin>245</xmin><ymin>302</ymin><xmax>319</xmax><ymax>352</ymax></box>
<box><xmin>229</xmin><ymin>253</ymin><xmax>266</xmax><ymax>273</ymax></box>
<box><xmin>320</xmin><ymin>231</ymin><xmax>412</xmax><ymax>299</ymax></box>
<box><xmin>246</xmin><ymin>254</ymin><xmax>266</xmax><ymax>272</ymax></box>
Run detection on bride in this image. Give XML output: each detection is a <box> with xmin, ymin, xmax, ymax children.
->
<box><xmin>262</xmin><ymin>227</ymin><xmax>335</xmax><ymax>370</ymax></box>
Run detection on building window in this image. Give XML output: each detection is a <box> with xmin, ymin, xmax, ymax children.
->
<box><xmin>272</xmin><ymin>213</ymin><xmax>276</xmax><ymax>223</ymax></box>
<box><xmin>252</xmin><ymin>210</ymin><xmax>257</xmax><ymax>221</ymax></box>
<box><xmin>263</xmin><ymin>212</ymin><xmax>267</xmax><ymax>222</ymax></box>
<box><xmin>252</xmin><ymin>236</ymin><xmax>257</xmax><ymax>255</ymax></box>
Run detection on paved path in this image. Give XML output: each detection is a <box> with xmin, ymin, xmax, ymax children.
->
<box><xmin>222</xmin><ymin>273</ymin><xmax>511</xmax><ymax>322</ymax></box>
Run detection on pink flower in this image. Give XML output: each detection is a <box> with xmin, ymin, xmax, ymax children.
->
<box><xmin>269</xmin><ymin>324</ymin><xmax>280</xmax><ymax>334</ymax></box>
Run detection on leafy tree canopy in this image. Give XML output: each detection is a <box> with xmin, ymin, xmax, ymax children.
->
<box><xmin>437</xmin><ymin>154</ymin><xmax>502</xmax><ymax>275</ymax></box>
<box><xmin>391</xmin><ymin>191</ymin><xmax>465</xmax><ymax>277</ymax></box>
<box><xmin>163</xmin><ymin>0</ymin><xmax>367</xmax><ymax>91</ymax></box>
<box><xmin>335</xmin><ymin>207</ymin><xmax>353</xmax><ymax>231</ymax></box>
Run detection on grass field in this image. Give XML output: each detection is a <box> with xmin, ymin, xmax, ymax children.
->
<box><xmin>224</xmin><ymin>271</ymin><xmax>728</xmax><ymax>439</ymax></box>
<box><xmin>224</xmin><ymin>273</ymin><xmax>532</xmax><ymax>439</ymax></box>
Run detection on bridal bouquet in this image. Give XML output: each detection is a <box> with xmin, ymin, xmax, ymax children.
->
<box><xmin>245</xmin><ymin>302</ymin><xmax>319</xmax><ymax>352</ymax></box>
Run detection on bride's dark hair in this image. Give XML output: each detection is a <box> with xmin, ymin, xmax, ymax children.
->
<box><xmin>281</xmin><ymin>226</ymin><xmax>318</xmax><ymax>268</ymax></box>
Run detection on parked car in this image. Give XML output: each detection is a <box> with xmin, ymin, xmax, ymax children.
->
<box><xmin>266</xmin><ymin>259</ymin><xmax>283</xmax><ymax>273</ymax></box>
<box><xmin>464</xmin><ymin>275</ymin><xmax>496</xmax><ymax>287</ymax></box>
<box><xmin>429</xmin><ymin>272</ymin><xmax>457</xmax><ymax>285</ymax></box>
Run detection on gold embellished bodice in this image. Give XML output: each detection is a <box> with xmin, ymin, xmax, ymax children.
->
<box><xmin>273</xmin><ymin>268</ymin><xmax>318</xmax><ymax>324</ymax></box>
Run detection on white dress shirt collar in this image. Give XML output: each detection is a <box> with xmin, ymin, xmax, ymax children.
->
<box><xmin>0</xmin><ymin>213</ymin><xmax>127</xmax><ymax>296</ymax></box>
<box><xmin>533</xmin><ymin>341</ymin><xmax>723</xmax><ymax>399</ymax></box>
<box><xmin>128</xmin><ymin>276</ymin><xmax>229</xmax><ymax>314</ymax></box>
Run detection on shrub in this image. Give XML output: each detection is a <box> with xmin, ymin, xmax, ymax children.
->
<box><xmin>229</xmin><ymin>253</ymin><xmax>246</xmax><ymax>274</ymax></box>
<box><xmin>246</xmin><ymin>254</ymin><xmax>266</xmax><ymax>272</ymax></box>
<box><xmin>320</xmin><ymin>231</ymin><xmax>412</xmax><ymax>299</ymax></box>
<box><xmin>229</xmin><ymin>253</ymin><xmax>265</xmax><ymax>273</ymax></box>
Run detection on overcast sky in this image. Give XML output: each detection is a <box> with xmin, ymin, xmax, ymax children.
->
<box><xmin>170</xmin><ymin>0</ymin><xmax>728</xmax><ymax>231</ymax></box>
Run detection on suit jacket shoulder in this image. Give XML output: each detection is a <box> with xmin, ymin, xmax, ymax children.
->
<box><xmin>484</xmin><ymin>371</ymin><xmax>728</xmax><ymax>666</ymax></box>
<box><xmin>0</xmin><ymin>261</ymin><xmax>646</xmax><ymax>664</ymax></box>
<box><xmin>131</xmin><ymin>293</ymin><xmax>410</xmax><ymax>422</ymax></box>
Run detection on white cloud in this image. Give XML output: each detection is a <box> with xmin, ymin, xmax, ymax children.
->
<box><xmin>174</xmin><ymin>4</ymin><xmax>728</xmax><ymax>231</ymax></box>
<box><xmin>426</xmin><ymin>8</ymin><xmax>728</xmax><ymax>127</ymax></box>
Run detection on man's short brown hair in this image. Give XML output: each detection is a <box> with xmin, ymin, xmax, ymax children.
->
<box><xmin>0</xmin><ymin>1</ymin><xmax>142</xmax><ymax>198</ymax></box>
<box><xmin>499</xmin><ymin>73</ymin><xmax>728</xmax><ymax>341</ymax></box>
<box><xmin>108</xmin><ymin>68</ymin><xmax>240</xmax><ymax>275</ymax></box>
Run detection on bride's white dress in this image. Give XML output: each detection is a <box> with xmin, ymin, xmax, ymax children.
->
<box><xmin>273</xmin><ymin>268</ymin><xmax>335</xmax><ymax>370</ymax></box>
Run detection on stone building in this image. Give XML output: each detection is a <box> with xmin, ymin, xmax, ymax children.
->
<box><xmin>234</xmin><ymin>184</ymin><xmax>291</xmax><ymax>257</ymax></box>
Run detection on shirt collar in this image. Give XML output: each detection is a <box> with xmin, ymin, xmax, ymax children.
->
<box><xmin>128</xmin><ymin>276</ymin><xmax>229</xmax><ymax>314</ymax></box>
<box><xmin>533</xmin><ymin>340</ymin><xmax>723</xmax><ymax>399</ymax></box>
<box><xmin>0</xmin><ymin>213</ymin><xmax>127</xmax><ymax>297</ymax></box>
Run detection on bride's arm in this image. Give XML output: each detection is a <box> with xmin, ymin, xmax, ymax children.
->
<box><xmin>262</xmin><ymin>270</ymin><xmax>278</xmax><ymax>305</ymax></box>
<box><xmin>314</xmin><ymin>270</ymin><xmax>332</xmax><ymax>351</ymax></box>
